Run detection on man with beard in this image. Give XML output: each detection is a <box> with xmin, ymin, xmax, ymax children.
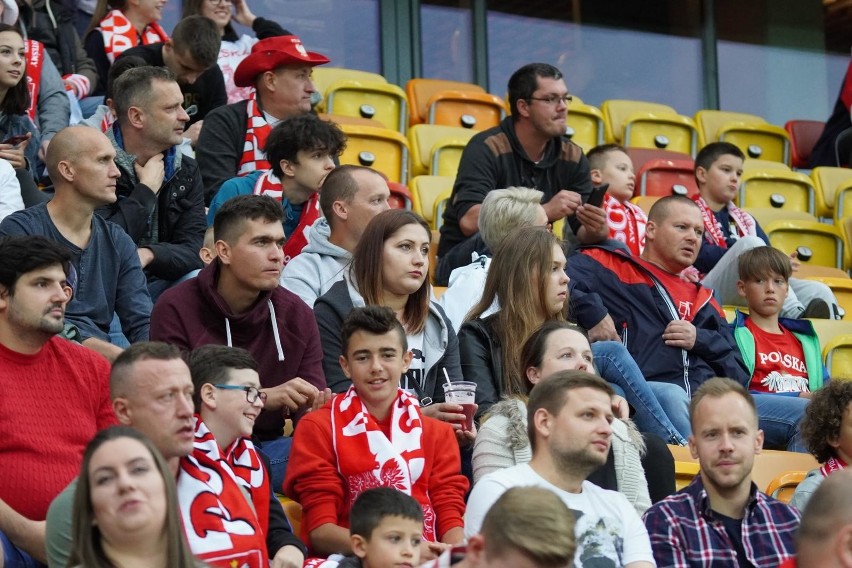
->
<box><xmin>464</xmin><ymin>370</ymin><xmax>655</xmax><ymax>568</ymax></box>
<box><xmin>0</xmin><ymin>236</ymin><xmax>115</xmax><ymax>566</ymax></box>
<box><xmin>642</xmin><ymin>377</ymin><xmax>800</xmax><ymax>567</ymax></box>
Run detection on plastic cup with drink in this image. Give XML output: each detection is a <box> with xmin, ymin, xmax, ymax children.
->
<box><xmin>442</xmin><ymin>369</ymin><xmax>476</xmax><ymax>431</ymax></box>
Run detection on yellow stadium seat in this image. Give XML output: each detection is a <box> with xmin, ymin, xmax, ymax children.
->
<box><xmin>824</xmin><ymin>333</ymin><xmax>852</xmax><ymax>379</ymax></box>
<box><xmin>842</xmin><ymin>217</ymin><xmax>852</xmax><ymax>269</ymax></box>
<box><xmin>737</xmin><ymin>169</ymin><xmax>816</xmax><ymax>214</ymax></box>
<box><xmin>834</xmin><ymin>179</ymin><xmax>852</xmax><ymax>224</ymax></box>
<box><xmin>807</xmin><ymin>320</ymin><xmax>852</xmax><ymax>353</ymax></box>
<box><xmin>795</xmin><ymin>264</ymin><xmax>850</xmax><ymax>281</ymax></box>
<box><xmin>601</xmin><ymin>99</ymin><xmax>676</xmax><ymax>144</ymax></box>
<box><xmin>427</xmin><ymin>90</ymin><xmax>506</xmax><ymax>131</ymax></box>
<box><xmin>318</xmin><ymin>112</ymin><xmax>386</xmax><ymax>129</ymax></box>
<box><xmin>720</xmin><ymin>123</ymin><xmax>791</xmax><ymax>165</ymax></box>
<box><xmin>430</xmin><ymin>139</ymin><xmax>469</xmax><ymax>178</ymax></box>
<box><xmin>406</xmin><ymin>78</ymin><xmax>486</xmax><ymax>126</ymax></box>
<box><xmin>311</xmin><ymin>67</ymin><xmax>387</xmax><ymax>111</ymax></box>
<box><xmin>433</xmin><ymin>189</ymin><xmax>452</xmax><ymax>232</ymax></box>
<box><xmin>743</xmin><ymin>207</ymin><xmax>816</xmax><ymax>227</ymax></box>
<box><xmin>695</xmin><ymin>110</ymin><xmax>766</xmax><ymax>146</ymax></box>
<box><xmin>764</xmin><ymin>220</ymin><xmax>843</xmax><ymax>269</ymax></box>
<box><xmin>278</xmin><ymin>496</ymin><xmax>302</xmax><ymax>538</ymax></box>
<box><xmin>743</xmin><ymin>159</ymin><xmax>791</xmax><ymax>172</ymax></box>
<box><xmin>410</xmin><ymin>175</ymin><xmax>454</xmax><ymax>228</ymax></box>
<box><xmin>811</xmin><ymin>167</ymin><xmax>852</xmax><ymax>219</ymax></box>
<box><xmin>324</xmin><ymin>80</ymin><xmax>408</xmax><ymax>134</ymax></box>
<box><xmin>621</xmin><ymin>111</ymin><xmax>699</xmax><ymax>156</ymax></box>
<box><xmin>630</xmin><ymin>195</ymin><xmax>661</xmax><ymax>215</ymax></box>
<box><xmin>802</xmin><ymin>277</ymin><xmax>852</xmax><ymax>320</ymax></box>
<box><xmin>765</xmin><ymin>471</ymin><xmax>807</xmax><ymax>503</ymax></box>
<box><xmin>408</xmin><ymin>124</ymin><xmax>475</xmax><ymax>177</ymax></box>
<box><xmin>566</xmin><ymin>101</ymin><xmax>605</xmax><ymax>151</ymax></box>
<box><xmin>338</xmin><ymin>125</ymin><xmax>410</xmax><ymax>184</ymax></box>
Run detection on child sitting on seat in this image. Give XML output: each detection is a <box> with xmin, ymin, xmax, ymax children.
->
<box><xmin>587</xmin><ymin>144</ymin><xmax>646</xmax><ymax>256</ymax></box>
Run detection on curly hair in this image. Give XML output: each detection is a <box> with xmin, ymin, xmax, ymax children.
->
<box><xmin>801</xmin><ymin>380</ymin><xmax>852</xmax><ymax>463</ymax></box>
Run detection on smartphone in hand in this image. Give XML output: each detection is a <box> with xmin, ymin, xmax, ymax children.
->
<box><xmin>1</xmin><ymin>134</ymin><xmax>28</xmax><ymax>146</ymax></box>
<box><xmin>586</xmin><ymin>183</ymin><xmax>609</xmax><ymax>208</ymax></box>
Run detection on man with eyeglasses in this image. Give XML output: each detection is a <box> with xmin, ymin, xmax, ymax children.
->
<box><xmin>436</xmin><ymin>62</ymin><xmax>608</xmax><ymax>286</ymax></box>
<box><xmin>45</xmin><ymin>341</ymin><xmax>307</xmax><ymax>568</ymax></box>
<box><xmin>0</xmin><ymin>235</ymin><xmax>116</xmax><ymax>568</ymax></box>
<box><xmin>196</xmin><ymin>34</ymin><xmax>329</xmax><ymax>206</ymax></box>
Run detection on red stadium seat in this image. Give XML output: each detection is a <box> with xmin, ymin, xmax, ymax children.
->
<box><xmin>387</xmin><ymin>181</ymin><xmax>413</xmax><ymax>210</ymax></box>
<box><xmin>635</xmin><ymin>158</ymin><xmax>698</xmax><ymax>198</ymax></box>
<box><xmin>785</xmin><ymin>120</ymin><xmax>825</xmax><ymax>169</ymax></box>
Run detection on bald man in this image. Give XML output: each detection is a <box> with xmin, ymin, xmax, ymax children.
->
<box><xmin>793</xmin><ymin>469</ymin><xmax>852</xmax><ymax>568</ymax></box>
<box><xmin>0</xmin><ymin>126</ymin><xmax>152</xmax><ymax>361</ymax></box>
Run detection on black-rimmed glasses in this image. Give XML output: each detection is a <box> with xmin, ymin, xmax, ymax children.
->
<box><xmin>528</xmin><ymin>94</ymin><xmax>573</xmax><ymax>106</ymax></box>
<box><xmin>213</xmin><ymin>384</ymin><xmax>267</xmax><ymax>404</ymax></box>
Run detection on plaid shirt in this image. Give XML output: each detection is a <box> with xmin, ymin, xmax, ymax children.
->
<box><xmin>642</xmin><ymin>476</ymin><xmax>800</xmax><ymax>568</ymax></box>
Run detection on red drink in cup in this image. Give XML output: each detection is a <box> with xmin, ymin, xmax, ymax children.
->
<box><xmin>442</xmin><ymin>380</ymin><xmax>477</xmax><ymax>431</ymax></box>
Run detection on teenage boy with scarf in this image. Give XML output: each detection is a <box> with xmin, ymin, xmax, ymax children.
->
<box><xmin>284</xmin><ymin>306</ymin><xmax>468</xmax><ymax>560</ymax></box>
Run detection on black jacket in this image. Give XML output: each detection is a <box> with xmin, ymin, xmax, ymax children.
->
<box><xmin>196</xmin><ymin>99</ymin><xmax>248</xmax><ymax>205</ymax></box>
<box><xmin>97</xmin><ymin>142</ymin><xmax>205</xmax><ymax>281</ymax></box>
<box><xmin>457</xmin><ymin>314</ymin><xmax>502</xmax><ymax>420</ymax></box>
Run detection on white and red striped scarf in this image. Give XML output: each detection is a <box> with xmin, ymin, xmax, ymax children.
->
<box><xmin>820</xmin><ymin>455</ymin><xmax>847</xmax><ymax>477</ymax></box>
<box><xmin>604</xmin><ymin>193</ymin><xmax>647</xmax><ymax>256</ymax></box>
<box><xmin>331</xmin><ymin>387</ymin><xmax>437</xmax><ymax>541</ymax></box>
<box><xmin>24</xmin><ymin>40</ymin><xmax>45</xmax><ymax>123</ymax></box>
<box><xmin>239</xmin><ymin>91</ymin><xmax>272</xmax><ymax>175</ymax></box>
<box><xmin>250</xmin><ymin>171</ymin><xmax>320</xmax><ymax>265</ymax></box>
<box><xmin>692</xmin><ymin>194</ymin><xmax>757</xmax><ymax>248</ymax></box>
<box><xmin>176</xmin><ymin>417</ymin><xmax>269</xmax><ymax>568</ymax></box>
<box><xmin>97</xmin><ymin>9</ymin><xmax>169</xmax><ymax>63</ymax></box>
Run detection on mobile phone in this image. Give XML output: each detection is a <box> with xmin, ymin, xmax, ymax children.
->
<box><xmin>2</xmin><ymin>134</ymin><xmax>28</xmax><ymax>146</ymax></box>
<box><xmin>586</xmin><ymin>183</ymin><xmax>609</xmax><ymax>208</ymax></box>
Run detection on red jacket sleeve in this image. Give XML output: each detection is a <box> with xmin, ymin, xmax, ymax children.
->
<box><xmin>424</xmin><ymin>418</ymin><xmax>469</xmax><ymax>538</ymax></box>
<box><xmin>92</xmin><ymin>353</ymin><xmax>118</xmax><ymax>429</ymax></box>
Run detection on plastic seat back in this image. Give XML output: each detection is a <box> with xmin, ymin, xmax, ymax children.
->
<box><xmin>622</xmin><ymin>111</ymin><xmax>699</xmax><ymax>156</ymax></box>
<box><xmin>601</xmin><ymin>99</ymin><xmax>675</xmax><ymax>144</ymax></box>
<box><xmin>824</xmin><ymin>334</ymin><xmax>852</xmax><ymax>379</ymax></box>
<box><xmin>765</xmin><ymin>471</ymin><xmax>807</xmax><ymax>504</ymax></box>
<box><xmin>386</xmin><ymin>181</ymin><xmax>412</xmax><ymax>210</ymax></box>
<box><xmin>324</xmin><ymin>80</ymin><xmax>408</xmax><ymax>134</ymax></box>
<box><xmin>626</xmin><ymin>148</ymin><xmax>691</xmax><ymax>173</ymax></box>
<box><xmin>406</xmin><ymin>78</ymin><xmax>485</xmax><ymax>126</ymax></box>
<box><xmin>764</xmin><ymin>220</ymin><xmax>844</xmax><ymax>269</ymax></box>
<box><xmin>695</xmin><ymin>110</ymin><xmax>766</xmax><ymax>146</ymax></box>
<box><xmin>410</xmin><ymin>175</ymin><xmax>454</xmax><ymax>228</ymax></box>
<box><xmin>427</xmin><ymin>90</ymin><xmax>505</xmax><ymax>131</ymax></box>
<box><xmin>785</xmin><ymin>119</ymin><xmax>825</xmax><ymax>169</ymax></box>
<box><xmin>636</xmin><ymin>158</ymin><xmax>698</xmax><ymax>198</ymax></box>
<box><xmin>318</xmin><ymin>113</ymin><xmax>386</xmax><ymax>129</ymax></box>
<box><xmin>719</xmin><ymin>123</ymin><xmax>791</xmax><ymax>165</ymax></box>
<box><xmin>408</xmin><ymin>124</ymin><xmax>475</xmax><ymax>177</ymax></box>
<box><xmin>312</xmin><ymin>67</ymin><xmax>387</xmax><ymax>111</ymax></box>
<box><xmin>338</xmin><ymin>125</ymin><xmax>410</xmax><ymax>183</ymax></box>
<box><xmin>738</xmin><ymin>170</ymin><xmax>815</xmax><ymax>214</ymax></box>
<box><xmin>812</xmin><ymin>166</ymin><xmax>852</xmax><ymax>219</ymax></box>
<box><xmin>565</xmin><ymin>101</ymin><xmax>604</xmax><ymax>151</ymax></box>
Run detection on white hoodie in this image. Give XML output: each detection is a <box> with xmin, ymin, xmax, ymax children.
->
<box><xmin>279</xmin><ymin>217</ymin><xmax>351</xmax><ymax>307</ymax></box>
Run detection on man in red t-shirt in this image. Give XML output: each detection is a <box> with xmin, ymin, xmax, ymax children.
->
<box><xmin>731</xmin><ymin>246</ymin><xmax>825</xmax><ymax>452</ymax></box>
<box><xmin>0</xmin><ymin>236</ymin><xmax>115</xmax><ymax>566</ymax></box>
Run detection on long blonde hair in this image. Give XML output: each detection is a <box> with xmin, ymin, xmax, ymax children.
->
<box><xmin>467</xmin><ymin>226</ymin><xmax>566</xmax><ymax>395</ymax></box>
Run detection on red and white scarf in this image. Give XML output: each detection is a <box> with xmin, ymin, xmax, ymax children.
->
<box><xmin>24</xmin><ymin>40</ymin><xmax>45</xmax><ymax>123</ymax></box>
<box><xmin>604</xmin><ymin>193</ymin><xmax>647</xmax><ymax>256</ymax></box>
<box><xmin>176</xmin><ymin>417</ymin><xmax>269</xmax><ymax>568</ymax></box>
<box><xmin>251</xmin><ymin>171</ymin><xmax>320</xmax><ymax>265</ymax></box>
<box><xmin>820</xmin><ymin>455</ymin><xmax>847</xmax><ymax>477</ymax></box>
<box><xmin>239</xmin><ymin>92</ymin><xmax>272</xmax><ymax>176</ymax></box>
<box><xmin>97</xmin><ymin>9</ymin><xmax>169</xmax><ymax>63</ymax></box>
<box><xmin>692</xmin><ymin>194</ymin><xmax>757</xmax><ymax>248</ymax></box>
<box><xmin>331</xmin><ymin>387</ymin><xmax>437</xmax><ymax>541</ymax></box>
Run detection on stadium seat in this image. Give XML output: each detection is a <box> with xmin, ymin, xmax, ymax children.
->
<box><xmin>824</xmin><ymin>333</ymin><xmax>852</xmax><ymax>379</ymax></box>
<box><xmin>324</xmin><ymin>79</ymin><xmax>408</xmax><ymax>134</ymax></box>
<box><xmin>836</xmin><ymin>179</ymin><xmax>852</xmax><ymax>224</ymax></box>
<box><xmin>631</xmin><ymin>195</ymin><xmax>661</xmax><ymax>215</ymax></box>
<box><xmin>764</xmin><ymin>220</ymin><xmax>844</xmax><ymax>269</ymax></box>
<box><xmin>406</xmin><ymin>78</ymin><xmax>486</xmax><ymax>126</ymax></box>
<box><xmin>386</xmin><ymin>181</ymin><xmax>413</xmax><ymax>210</ymax></box>
<box><xmin>408</xmin><ymin>124</ymin><xmax>475</xmax><ymax>177</ymax></box>
<box><xmin>565</xmin><ymin>100</ymin><xmax>605</xmax><ymax>151</ymax></box>
<box><xmin>743</xmin><ymin>159</ymin><xmax>790</xmax><ymax>172</ymax></box>
<box><xmin>433</xmin><ymin>190</ymin><xmax>452</xmax><ymax>232</ymax></box>
<box><xmin>427</xmin><ymin>90</ymin><xmax>506</xmax><ymax>131</ymax></box>
<box><xmin>696</xmin><ymin>110</ymin><xmax>765</xmax><ymax>145</ymax></box>
<box><xmin>696</xmin><ymin>110</ymin><xmax>790</xmax><ymax>164</ymax></box>
<box><xmin>744</xmin><ymin>207</ymin><xmax>816</xmax><ymax>227</ymax></box>
<box><xmin>318</xmin><ymin>113</ymin><xmax>386</xmax><ymax>129</ymax></box>
<box><xmin>602</xmin><ymin>100</ymin><xmax>698</xmax><ymax>155</ymax></box>
<box><xmin>278</xmin><ymin>496</ymin><xmax>302</xmax><ymax>538</ymax></box>
<box><xmin>626</xmin><ymin>148</ymin><xmax>692</xmax><ymax>173</ymax></box>
<box><xmin>430</xmin><ymin>139</ymin><xmax>469</xmax><ymax>178</ymax></box>
<box><xmin>602</xmin><ymin>100</ymin><xmax>676</xmax><ymax>143</ymax></box>
<box><xmin>812</xmin><ymin>166</ymin><xmax>852</xmax><ymax>219</ymax></box>
<box><xmin>842</xmin><ymin>217</ymin><xmax>852</xmax><ymax>269</ymax></box>
<box><xmin>737</xmin><ymin>169</ymin><xmax>816</xmax><ymax>214</ymax></box>
<box><xmin>410</xmin><ymin>175</ymin><xmax>454</xmax><ymax>228</ymax></box>
<box><xmin>636</xmin><ymin>158</ymin><xmax>698</xmax><ymax>198</ymax></box>
<box><xmin>809</xmin><ymin>320</ymin><xmax>852</xmax><ymax>352</ymax></box>
<box><xmin>795</xmin><ymin>264</ymin><xmax>850</xmax><ymax>281</ymax></box>
<box><xmin>802</xmin><ymin>277</ymin><xmax>852</xmax><ymax>320</ymax></box>
<box><xmin>312</xmin><ymin>67</ymin><xmax>387</xmax><ymax>111</ymax></box>
<box><xmin>785</xmin><ymin>119</ymin><xmax>824</xmax><ymax>169</ymax></box>
<box><xmin>338</xmin><ymin>125</ymin><xmax>410</xmax><ymax>183</ymax></box>
<box><xmin>765</xmin><ymin>471</ymin><xmax>807</xmax><ymax>503</ymax></box>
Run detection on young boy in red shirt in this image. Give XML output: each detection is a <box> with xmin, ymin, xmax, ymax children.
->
<box><xmin>284</xmin><ymin>306</ymin><xmax>468</xmax><ymax>559</ymax></box>
<box><xmin>731</xmin><ymin>246</ymin><xmax>827</xmax><ymax>452</ymax></box>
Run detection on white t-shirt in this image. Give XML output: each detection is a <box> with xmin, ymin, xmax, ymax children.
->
<box><xmin>465</xmin><ymin>463</ymin><xmax>655</xmax><ymax>568</ymax></box>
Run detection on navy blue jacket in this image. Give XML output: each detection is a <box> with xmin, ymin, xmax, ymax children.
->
<box><xmin>567</xmin><ymin>245</ymin><xmax>749</xmax><ymax>395</ymax></box>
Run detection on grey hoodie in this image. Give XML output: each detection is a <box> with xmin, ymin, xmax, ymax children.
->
<box><xmin>280</xmin><ymin>217</ymin><xmax>351</xmax><ymax>307</ymax></box>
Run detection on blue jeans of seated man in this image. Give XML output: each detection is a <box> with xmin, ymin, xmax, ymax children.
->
<box><xmin>592</xmin><ymin>341</ymin><xmax>688</xmax><ymax>445</ymax></box>
<box><xmin>646</xmin><ymin>381</ymin><xmax>692</xmax><ymax>439</ymax></box>
<box><xmin>752</xmin><ymin>393</ymin><xmax>808</xmax><ymax>453</ymax></box>
<box><xmin>257</xmin><ymin>436</ymin><xmax>293</xmax><ymax>494</ymax></box>
<box><xmin>0</xmin><ymin>530</ymin><xmax>45</xmax><ymax>568</ymax></box>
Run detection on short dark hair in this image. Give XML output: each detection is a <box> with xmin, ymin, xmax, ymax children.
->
<box><xmin>106</xmin><ymin>56</ymin><xmax>149</xmax><ymax>101</ymax></box>
<box><xmin>801</xmin><ymin>380</ymin><xmax>852</xmax><ymax>463</ymax></box>
<box><xmin>737</xmin><ymin>246</ymin><xmax>792</xmax><ymax>283</ymax></box>
<box><xmin>0</xmin><ymin>236</ymin><xmax>71</xmax><ymax>295</ymax></box>
<box><xmin>0</xmin><ymin>25</ymin><xmax>30</xmax><ymax>114</ymax></box>
<box><xmin>188</xmin><ymin>345</ymin><xmax>258</xmax><ymax>410</ymax></box>
<box><xmin>507</xmin><ymin>63</ymin><xmax>563</xmax><ymax>117</ymax></box>
<box><xmin>647</xmin><ymin>194</ymin><xmax>699</xmax><ymax>224</ymax></box>
<box><xmin>689</xmin><ymin>377</ymin><xmax>757</xmax><ymax>430</ymax></box>
<box><xmin>110</xmin><ymin>342</ymin><xmax>183</xmax><ymax>399</ymax></box>
<box><xmin>319</xmin><ymin>165</ymin><xmax>386</xmax><ymax>222</ymax></box>
<box><xmin>341</xmin><ymin>306</ymin><xmax>407</xmax><ymax>357</ymax></box>
<box><xmin>112</xmin><ymin>66</ymin><xmax>178</xmax><ymax>125</ymax></box>
<box><xmin>212</xmin><ymin>194</ymin><xmax>284</xmax><ymax>244</ymax></box>
<box><xmin>527</xmin><ymin>370</ymin><xmax>613</xmax><ymax>452</ymax></box>
<box><xmin>265</xmin><ymin>114</ymin><xmax>346</xmax><ymax>179</ymax></box>
<box><xmin>349</xmin><ymin>487</ymin><xmax>423</xmax><ymax>540</ymax></box>
<box><xmin>586</xmin><ymin>143</ymin><xmax>628</xmax><ymax>171</ymax></box>
<box><xmin>170</xmin><ymin>15</ymin><xmax>221</xmax><ymax>69</ymax></box>
<box><xmin>695</xmin><ymin>141</ymin><xmax>745</xmax><ymax>174</ymax></box>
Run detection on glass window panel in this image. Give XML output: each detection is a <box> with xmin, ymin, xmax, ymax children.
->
<box><xmin>420</xmin><ymin>1</ymin><xmax>474</xmax><ymax>82</ymax></box>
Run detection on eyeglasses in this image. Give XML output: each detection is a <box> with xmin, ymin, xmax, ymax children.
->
<box><xmin>528</xmin><ymin>94</ymin><xmax>573</xmax><ymax>106</ymax></box>
<box><xmin>213</xmin><ymin>384</ymin><xmax>267</xmax><ymax>404</ymax></box>
<box><xmin>205</xmin><ymin>0</ymin><xmax>232</xmax><ymax>5</ymax></box>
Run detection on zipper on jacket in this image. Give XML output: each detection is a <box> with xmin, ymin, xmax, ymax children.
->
<box><xmin>621</xmin><ymin>321</ymin><xmax>628</xmax><ymax>349</ymax></box>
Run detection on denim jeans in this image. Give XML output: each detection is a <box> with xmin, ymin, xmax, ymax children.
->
<box><xmin>0</xmin><ymin>530</ymin><xmax>45</xmax><ymax>568</ymax></box>
<box><xmin>592</xmin><ymin>341</ymin><xmax>688</xmax><ymax>445</ymax></box>
<box><xmin>752</xmin><ymin>393</ymin><xmax>809</xmax><ymax>452</ymax></box>
<box><xmin>258</xmin><ymin>436</ymin><xmax>294</xmax><ymax>494</ymax></box>
<box><xmin>646</xmin><ymin>381</ymin><xmax>692</xmax><ymax>439</ymax></box>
